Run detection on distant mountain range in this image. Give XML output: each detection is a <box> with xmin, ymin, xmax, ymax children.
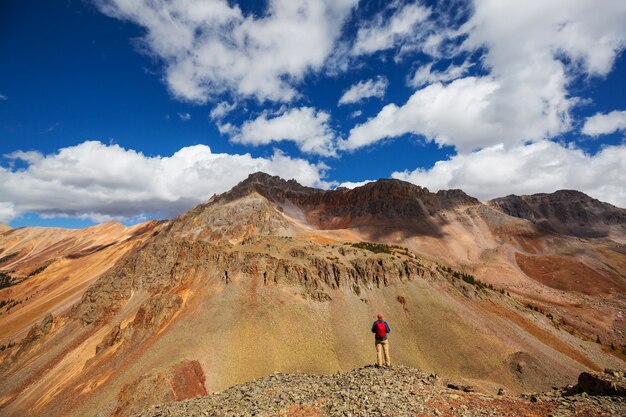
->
<box><xmin>1</xmin><ymin>173</ymin><xmax>624</xmax><ymax>417</ymax></box>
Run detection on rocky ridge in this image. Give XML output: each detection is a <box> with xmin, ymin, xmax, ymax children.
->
<box><xmin>136</xmin><ymin>365</ymin><xmax>626</xmax><ymax>417</ymax></box>
<box><xmin>214</xmin><ymin>172</ymin><xmax>480</xmax><ymax>231</ymax></box>
<box><xmin>0</xmin><ymin>220</ymin><xmax>163</xmax><ymax>345</ymax></box>
<box><xmin>489</xmin><ymin>190</ymin><xmax>626</xmax><ymax>238</ymax></box>
<box><xmin>70</xmin><ymin>236</ymin><xmax>435</xmax><ymax>327</ymax></box>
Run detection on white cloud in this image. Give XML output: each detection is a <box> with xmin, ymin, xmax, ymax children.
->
<box><xmin>232</xmin><ymin>107</ymin><xmax>337</xmax><ymax>156</ymax></box>
<box><xmin>4</xmin><ymin>150</ymin><xmax>44</xmax><ymax>164</ymax></box>
<box><xmin>338</xmin><ymin>77</ymin><xmax>388</xmax><ymax>106</ymax></box>
<box><xmin>337</xmin><ymin>180</ymin><xmax>373</xmax><ymax>189</ymax></box>
<box><xmin>216</xmin><ymin>122</ymin><xmax>236</xmax><ymax>135</ymax></box>
<box><xmin>346</xmin><ymin>0</ymin><xmax>626</xmax><ymax>153</ymax></box>
<box><xmin>582</xmin><ymin>110</ymin><xmax>626</xmax><ymax>136</ymax></box>
<box><xmin>0</xmin><ymin>94</ymin><xmax>7</xmax><ymax>101</ymax></box>
<box><xmin>178</xmin><ymin>112</ymin><xmax>191</xmax><ymax>121</ymax></box>
<box><xmin>352</xmin><ymin>2</ymin><xmax>431</xmax><ymax>55</ymax></box>
<box><xmin>0</xmin><ymin>202</ymin><xmax>17</xmax><ymax>223</ymax></box>
<box><xmin>392</xmin><ymin>141</ymin><xmax>626</xmax><ymax>208</ymax></box>
<box><xmin>210</xmin><ymin>101</ymin><xmax>237</xmax><ymax>121</ymax></box>
<box><xmin>97</xmin><ymin>0</ymin><xmax>358</xmax><ymax>102</ymax></box>
<box><xmin>349</xmin><ymin>110</ymin><xmax>363</xmax><ymax>118</ymax></box>
<box><xmin>344</xmin><ymin>77</ymin><xmax>501</xmax><ymax>152</ymax></box>
<box><xmin>409</xmin><ymin>60</ymin><xmax>473</xmax><ymax>88</ymax></box>
<box><xmin>0</xmin><ymin>141</ymin><xmax>328</xmax><ymax>222</ymax></box>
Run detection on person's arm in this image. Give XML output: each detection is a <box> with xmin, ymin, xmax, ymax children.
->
<box><xmin>371</xmin><ymin>322</ymin><xmax>376</xmax><ymax>333</ymax></box>
<box><xmin>385</xmin><ymin>322</ymin><xmax>391</xmax><ymax>333</ymax></box>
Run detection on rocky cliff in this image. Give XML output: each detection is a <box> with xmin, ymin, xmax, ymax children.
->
<box><xmin>216</xmin><ymin>172</ymin><xmax>480</xmax><ymax>233</ymax></box>
<box><xmin>489</xmin><ymin>190</ymin><xmax>626</xmax><ymax>239</ymax></box>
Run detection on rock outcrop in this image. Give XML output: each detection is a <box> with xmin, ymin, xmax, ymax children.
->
<box><xmin>113</xmin><ymin>360</ymin><xmax>207</xmax><ymax>417</ymax></box>
<box><xmin>136</xmin><ymin>366</ymin><xmax>626</xmax><ymax>417</ymax></box>
<box><xmin>566</xmin><ymin>369</ymin><xmax>626</xmax><ymax>396</ymax></box>
<box><xmin>71</xmin><ymin>237</ymin><xmax>433</xmax><ymax>326</ymax></box>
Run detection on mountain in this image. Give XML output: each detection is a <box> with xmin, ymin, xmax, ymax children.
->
<box><xmin>489</xmin><ymin>190</ymin><xmax>626</xmax><ymax>239</ymax></box>
<box><xmin>0</xmin><ymin>221</ymin><xmax>162</xmax><ymax>343</ymax></box>
<box><xmin>0</xmin><ymin>173</ymin><xmax>624</xmax><ymax>417</ymax></box>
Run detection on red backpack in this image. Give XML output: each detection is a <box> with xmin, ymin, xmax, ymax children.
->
<box><xmin>375</xmin><ymin>321</ymin><xmax>387</xmax><ymax>339</ymax></box>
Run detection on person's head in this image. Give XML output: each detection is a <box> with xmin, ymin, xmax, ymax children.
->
<box><xmin>377</xmin><ymin>313</ymin><xmax>383</xmax><ymax>320</ymax></box>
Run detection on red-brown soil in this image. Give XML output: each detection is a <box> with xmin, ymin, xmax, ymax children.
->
<box><xmin>515</xmin><ymin>252</ymin><xmax>626</xmax><ymax>296</ymax></box>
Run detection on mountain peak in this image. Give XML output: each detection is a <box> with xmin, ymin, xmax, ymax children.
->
<box><xmin>219</xmin><ymin>172</ymin><xmax>320</xmax><ymax>203</ymax></box>
<box><xmin>489</xmin><ymin>190</ymin><xmax>626</xmax><ymax>237</ymax></box>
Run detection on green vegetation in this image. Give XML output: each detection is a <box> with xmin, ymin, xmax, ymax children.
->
<box><xmin>348</xmin><ymin>242</ymin><xmax>416</xmax><ymax>258</ymax></box>
<box><xmin>0</xmin><ymin>341</ymin><xmax>15</xmax><ymax>352</ymax></box>
<box><xmin>0</xmin><ymin>271</ymin><xmax>15</xmax><ymax>289</ymax></box>
<box><xmin>525</xmin><ymin>303</ymin><xmax>557</xmax><ymax>323</ymax></box>
<box><xmin>0</xmin><ymin>298</ymin><xmax>14</xmax><ymax>309</ymax></box>
<box><xmin>0</xmin><ymin>298</ymin><xmax>22</xmax><ymax>311</ymax></box>
<box><xmin>526</xmin><ymin>303</ymin><xmax>545</xmax><ymax>314</ymax></box>
<box><xmin>27</xmin><ymin>264</ymin><xmax>49</xmax><ymax>277</ymax></box>
<box><xmin>350</xmin><ymin>242</ymin><xmax>394</xmax><ymax>254</ymax></box>
<box><xmin>0</xmin><ymin>252</ymin><xmax>18</xmax><ymax>265</ymax></box>
<box><xmin>439</xmin><ymin>266</ymin><xmax>495</xmax><ymax>290</ymax></box>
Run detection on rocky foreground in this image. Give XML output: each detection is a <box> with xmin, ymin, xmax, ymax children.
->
<box><xmin>136</xmin><ymin>366</ymin><xmax>626</xmax><ymax>417</ymax></box>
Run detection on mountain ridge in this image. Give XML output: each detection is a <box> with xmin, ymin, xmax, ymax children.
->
<box><xmin>489</xmin><ymin>189</ymin><xmax>626</xmax><ymax>239</ymax></box>
<box><xmin>220</xmin><ymin>172</ymin><xmax>481</xmax><ymax>210</ymax></box>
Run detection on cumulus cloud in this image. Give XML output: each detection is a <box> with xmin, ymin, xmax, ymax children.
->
<box><xmin>392</xmin><ymin>141</ymin><xmax>626</xmax><ymax>208</ymax></box>
<box><xmin>209</xmin><ymin>101</ymin><xmax>237</xmax><ymax>121</ymax></box>
<box><xmin>0</xmin><ymin>141</ymin><xmax>328</xmax><ymax>222</ymax></box>
<box><xmin>216</xmin><ymin>122</ymin><xmax>237</xmax><ymax>136</ymax></box>
<box><xmin>337</xmin><ymin>180</ymin><xmax>373</xmax><ymax>189</ymax></box>
<box><xmin>343</xmin><ymin>77</ymin><xmax>500</xmax><ymax>152</ymax></box>
<box><xmin>582</xmin><ymin>110</ymin><xmax>626</xmax><ymax>136</ymax></box>
<box><xmin>347</xmin><ymin>0</ymin><xmax>626</xmax><ymax>153</ymax></box>
<box><xmin>0</xmin><ymin>202</ymin><xmax>17</xmax><ymax>224</ymax></box>
<box><xmin>232</xmin><ymin>107</ymin><xmax>338</xmax><ymax>156</ymax></box>
<box><xmin>338</xmin><ymin>77</ymin><xmax>388</xmax><ymax>106</ymax></box>
<box><xmin>4</xmin><ymin>150</ymin><xmax>44</xmax><ymax>165</ymax></box>
<box><xmin>409</xmin><ymin>60</ymin><xmax>473</xmax><ymax>88</ymax></box>
<box><xmin>352</xmin><ymin>2</ymin><xmax>431</xmax><ymax>55</ymax></box>
<box><xmin>96</xmin><ymin>0</ymin><xmax>358</xmax><ymax>102</ymax></box>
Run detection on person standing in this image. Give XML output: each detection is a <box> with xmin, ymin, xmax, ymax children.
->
<box><xmin>371</xmin><ymin>313</ymin><xmax>391</xmax><ymax>367</ymax></box>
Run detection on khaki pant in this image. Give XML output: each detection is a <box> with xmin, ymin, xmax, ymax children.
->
<box><xmin>375</xmin><ymin>339</ymin><xmax>391</xmax><ymax>366</ymax></box>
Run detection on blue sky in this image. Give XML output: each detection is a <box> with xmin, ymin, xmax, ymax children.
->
<box><xmin>1</xmin><ymin>0</ymin><xmax>625</xmax><ymax>228</ymax></box>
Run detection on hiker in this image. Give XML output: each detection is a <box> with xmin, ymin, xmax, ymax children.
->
<box><xmin>371</xmin><ymin>313</ymin><xmax>391</xmax><ymax>367</ymax></box>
